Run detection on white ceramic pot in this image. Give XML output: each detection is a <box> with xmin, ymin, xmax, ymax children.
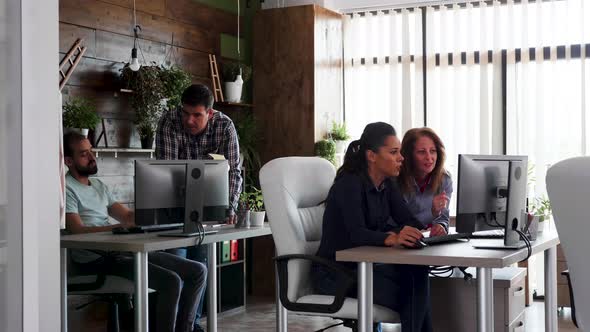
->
<box><xmin>66</xmin><ymin>128</ymin><xmax>89</xmax><ymax>137</ymax></box>
<box><xmin>224</xmin><ymin>79</ymin><xmax>243</xmax><ymax>103</ymax></box>
<box><xmin>249</xmin><ymin>211</ymin><xmax>265</xmax><ymax>227</ymax></box>
<box><xmin>335</xmin><ymin>140</ymin><xmax>349</xmax><ymax>154</ymax></box>
<box><xmin>537</xmin><ymin>215</ymin><xmax>549</xmax><ymax>233</ymax></box>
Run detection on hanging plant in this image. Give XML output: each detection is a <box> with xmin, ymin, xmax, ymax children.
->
<box><xmin>120</xmin><ymin>64</ymin><xmax>192</xmax><ymax>139</ymax></box>
<box><xmin>120</xmin><ymin>64</ymin><xmax>165</xmax><ymax>139</ymax></box>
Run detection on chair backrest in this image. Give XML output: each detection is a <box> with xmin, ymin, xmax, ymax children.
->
<box><xmin>260</xmin><ymin>157</ymin><xmax>336</xmax><ymax>302</ymax></box>
<box><xmin>546</xmin><ymin>157</ymin><xmax>590</xmax><ymax>330</ymax></box>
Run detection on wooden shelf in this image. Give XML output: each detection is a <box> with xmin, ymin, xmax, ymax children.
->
<box><xmin>215</xmin><ymin>101</ymin><xmax>253</xmax><ymax>108</ymax></box>
<box><xmin>93</xmin><ymin>148</ymin><xmax>155</xmax><ymax>158</ymax></box>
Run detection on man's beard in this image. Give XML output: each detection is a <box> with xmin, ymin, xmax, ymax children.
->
<box><xmin>75</xmin><ymin>162</ymin><xmax>98</xmax><ymax>176</ymax></box>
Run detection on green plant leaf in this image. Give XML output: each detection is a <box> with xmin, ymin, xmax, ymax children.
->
<box><xmin>62</xmin><ymin>97</ymin><xmax>101</xmax><ymax>129</ymax></box>
<box><xmin>315</xmin><ymin>139</ymin><xmax>337</xmax><ymax>165</ymax></box>
<box><xmin>330</xmin><ymin>122</ymin><xmax>350</xmax><ymax>141</ymax></box>
<box><xmin>221</xmin><ymin>61</ymin><xmax>252</xmax><ymax>83</ymax></box>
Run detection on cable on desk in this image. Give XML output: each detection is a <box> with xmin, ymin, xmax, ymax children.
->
<box><xmin>192</xmin><ymin>221</ymin><xmax>205</xmax><ymax>247</ymax></box>
<box><xmin>429</xmin><ymin>266</ymin><xmax>455</xmax><ymax>278</ymax></box>
<box><xmin>516</xmin><ymin>229</ymin><xmax>532</xmax><ymax>262</ymax></box>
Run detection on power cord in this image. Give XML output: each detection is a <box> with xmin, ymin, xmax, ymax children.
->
<box><xmin>429</xmin><ymin>266</ymin><xmax>455</xmax><ymax>278</ymax></box>
<box><xmin>429</xmin><ymin>266</ymin><xmax>474</xmax><ymax>282</ymax></box>
<box><xmin>189</xmin><ymin>221</ymin><xmax>205</xmax><ymax>247</ymax></box>
<box><xmin>515</xmin><ymin>229</ymin><xmax>532</xmax><ymax>262</ymax></box>
<box><xmin>483</xmin><ymin>213</ymin><xmax>503</xmax><ymax>228</ymax></box>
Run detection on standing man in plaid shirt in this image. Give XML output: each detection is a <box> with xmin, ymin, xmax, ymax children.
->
<box><xmin>155</xmin><ymin>83</ymin><xmax>242</xmax><ymax>332</ymax></box>
<box><xmin>156</xmin><ymin>83</ymin><xmax>242</xmax><ymax>222</ymax></box>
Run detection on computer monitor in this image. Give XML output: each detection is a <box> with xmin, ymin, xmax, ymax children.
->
<box><xmin>455</xmin><ymin>154</ymin><xmax>528</xmax><ymax>247</ymax></box>
<box><xmin>135</xmin><ymin>160</ymin><xmax>229</xmax><ymax>234</ymax></box>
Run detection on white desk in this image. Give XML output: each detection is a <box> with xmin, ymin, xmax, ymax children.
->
<box><xmin>336</xmin><ymin>231</ymin><xmax>560</xmax><ymax>332</ymax></box>
<box><xmin>60</xmin><ymin>225</ymin><xmax>272</xmax><ymax>332</ymax></box>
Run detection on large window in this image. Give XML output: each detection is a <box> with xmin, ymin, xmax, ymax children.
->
<box><xmin>343</xmin><ymin>9</ymin><xmax>423</xmax><ymax>139</ymax></box>
<box><xmin>344</xmin><ymin>0</ymin><xmax>590</xmax><ymax>213</ymax></box>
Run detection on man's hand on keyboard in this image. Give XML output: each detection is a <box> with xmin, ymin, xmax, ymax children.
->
<box><xmin>429</xmin><ymin>223</ymin><xmax>447</xmax><ymax>237</ymax></box>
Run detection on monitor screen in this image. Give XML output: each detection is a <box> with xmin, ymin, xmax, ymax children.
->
<box><xmin>456</xmin><ymin>154</ymin><xmax>528</xmax><ymax>245</ymax></box>
<box><xmin>134</xmin><ymin>160</ymin><xmax>229</xmax><ymax>227</ymax></box>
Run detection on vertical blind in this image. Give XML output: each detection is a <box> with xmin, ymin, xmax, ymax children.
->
<box><xmin>343</xmin><ymin>0</ymin><xmax>590</xmax><ymax>204</ymax></box>
<box><xmin>343</xmin><ymin>9</ymin><xmax>423</xmax><ymax>139</ymax></box>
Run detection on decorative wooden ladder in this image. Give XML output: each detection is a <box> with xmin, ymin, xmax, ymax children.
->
<box><xmin>59</xmin><ymin>38</ymin><xmax>87</xmax><ymax>91</ymax></box>
<box><xmin>209</xmin><ymin>54</ymin><xmax>224</xmax><ymax>102</ymax></box>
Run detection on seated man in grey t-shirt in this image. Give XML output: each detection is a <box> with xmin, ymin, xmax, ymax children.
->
<box><xmin>63</xmin><ymin>132</ymin><xmax>206</xmax><ymax>332</ymax></box>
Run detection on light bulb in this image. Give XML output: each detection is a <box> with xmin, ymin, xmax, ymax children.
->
<box><xmin>129</xmin><ymin>48</ymin><xmax>141</xmax><ymax>71</ymax></box>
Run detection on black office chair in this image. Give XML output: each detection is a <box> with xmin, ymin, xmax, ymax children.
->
<box><xmin>67</xmin><ymin>251</ymin><xmax>135</xmax><ymax>332</ymax></box>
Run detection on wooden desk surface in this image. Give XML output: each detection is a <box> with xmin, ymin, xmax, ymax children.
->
<box><xmin>336</xmin><ymin>231</ymin><xmax>560</xmax><ymax>268</ymax></box>
<box><xmin>61</xmin><ymin>224</ymin><xmax>272</xmax><ymax>252</ymax></box>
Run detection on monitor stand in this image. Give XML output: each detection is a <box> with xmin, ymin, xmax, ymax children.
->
<box><xmin>157</xmin><ymin>163</ymin><xmax>217</xmax><ymax>238</ymax></box>
<box><xmin>471</xmin><ymin>239</ymin><xmax>528</xmax><ymax>249</ymax></box>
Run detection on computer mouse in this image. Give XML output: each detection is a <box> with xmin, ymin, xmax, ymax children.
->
<box><xmin>112</xmin><ymin>227</ymin><xmax>130</xmax><ymax>234</ymax></box>
<box><xmin>403</xmin><ymin>239</ymin><xmax>427</xmax><ymax>249</ymax></box>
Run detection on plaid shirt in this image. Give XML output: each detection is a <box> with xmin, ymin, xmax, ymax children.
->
<box><xmin>156</xmin><ymin>108</ymin><xmax>242</xmax><ymax>212</ymax></box>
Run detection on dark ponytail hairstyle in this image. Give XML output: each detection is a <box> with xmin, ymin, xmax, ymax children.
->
<box><xmin>335</xmin><ymin>122</ymin><xmax>397</xmax><ymax>180</ymax></box>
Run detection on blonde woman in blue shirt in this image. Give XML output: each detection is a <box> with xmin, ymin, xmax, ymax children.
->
<box><xmin>398</xmin><ymin>127</ymin><xmax>452</xmax><ymax>237</ymax></box>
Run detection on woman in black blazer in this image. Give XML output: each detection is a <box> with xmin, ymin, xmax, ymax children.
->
<box><xmin>313</xmin><ymin>122</ymin><xmax>432</xmax><ymax>332</ymax></box>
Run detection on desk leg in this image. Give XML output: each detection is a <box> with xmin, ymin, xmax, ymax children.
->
<box><xmin>61</xmin><ymin>248</ymin><xmax>67</xmax><ymax>332</ymax></box>
<box><xmin>134</xmin><ymin>252</ymin><xmax>149</xmax><ymax>332</ymax></box>
<box><xmin>207</xmin><ymin>243</ymin><xmax>217</xmax><ymax>332</ymax></box>
<box><xmin>358</xmin><ymin>262</ymin><xmax>373</xmax><ymax>332</ymax></box>
<box><xmin>476</xmin><ymin>267</ymin><xmax>494</xmax><ymax>332</ymax></box>
<box><xmin>544</xmin><ymin>246</ymin><xmax>558</xmax><ymax>332</ymax></box>
<box><xmin>275</xmin><ymin>260</ymin><xmax>287</xmax><ymax>332</ymax></box>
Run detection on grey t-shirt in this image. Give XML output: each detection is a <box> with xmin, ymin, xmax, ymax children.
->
<box><xmin>65</xmin><ymin>173</ymin><xmax>118</xmax><ymax>263</ymax></box>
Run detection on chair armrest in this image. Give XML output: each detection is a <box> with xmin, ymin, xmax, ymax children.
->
<box><xmin>273</xmin><ymin>254</ymin><xmax>355</xmax><ymax>314</ymax></box>
<box><xmin>561</xmin><ymin>270</ymin><xmax>578</xmax><ymax>328</ymax></box>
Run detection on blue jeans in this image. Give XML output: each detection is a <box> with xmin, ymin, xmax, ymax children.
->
<box><xmin>168</xmin><ymin>246</ymin><xmax>208</xmax><ymax>329</ymax></box>
<box><xmin>312</xmin><ymin>263</ymin><xmax>432</xmax><ymax>332</ymax></box>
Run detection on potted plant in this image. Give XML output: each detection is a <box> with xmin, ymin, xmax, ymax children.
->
<box><xmin>529</xmin><ymin>196</ymin><xmax>552</xmax><ymax>233</ymax></box>
<box><xmin>243</xmin><ymin>187</ymin><xmax>265</xmax><ymax>227</ymax></box>
<box><xmin>62</xmin><ymin>97</ymin><xmax>101</xmax><ymax>138</ymax></box>
<box><xmin>236</xmin><ymin>191</ymin><xmax>251</xmax><ymax>227</ymax></box>
<box><xmin>159</xmin><ymin>64</ymin><xmax>192</xmax><ymax>110</ymax></box>
<box><xmin>221</xmin><ymin>62</ymin><xmax>252</xmax><ymax>103</ymax></box>
<box><xmin>330</xmin><ymin>121</ymin><xmax>351</xmax><ymax>154</ymax></box>
<box><xmin>234</xmin><ymin>113</ymin><xmax>261</xmax><ymax>188</ymax></box>
<box><xmin>121</xmin><ymin>64</ymin><xmax>191</xmax><ymax>149</ymax></box>
<box><xmin>121</xmin><ymin>65</ymin><xmax>165</xmax><ymax>148</ymax></box>
<box><xmin>315</xmin><ymin>139</ymin><xmax>336</xmax><ymax>165</ymax></box>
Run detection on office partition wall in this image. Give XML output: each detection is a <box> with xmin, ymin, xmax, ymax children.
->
<box><xmin>0</xmin><ymin>0</ymin><xmax>61</xmax><ymax>331</ymax></box>
<box><xmin>1</xmin><ymin>0</ymin><xmax>22</xmax><ymax>330</ymax></box>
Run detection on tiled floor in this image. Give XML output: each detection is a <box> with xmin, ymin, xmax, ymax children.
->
<box><xmin>68</xmin><ymin>294</ymin><xmax>578</xmax><ymax>331</ymax></box>
<box><xmin>208</xmin><ymin>297</ymin><xmax>578</xmax><ymax>331</ymax></box>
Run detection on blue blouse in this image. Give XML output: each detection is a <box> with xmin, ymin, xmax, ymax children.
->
<box><xmin>402</xmin><ymin>173</ymin><xmax>453</xmax><ymax>231</ymax></box>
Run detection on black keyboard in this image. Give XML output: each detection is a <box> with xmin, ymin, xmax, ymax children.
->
<box><xmin>470</xmin><ymin>229</ymin><xmax>505</xmax><ymax>238</ymax></box>
<box><xmin>135</xmin><ymin>223</ymin><xmax>183</xmax><ymax>232</ymax></box>
<box><xmin>422</xmin><ymin>233</ymin><xmax>470</xmax><ymax>245</ymax></box>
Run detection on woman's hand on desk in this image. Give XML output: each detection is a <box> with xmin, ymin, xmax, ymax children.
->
<box><xmin>384</xmin><ymin>226</ymin><xmax>423</xmax><ymax>247</ymax></box>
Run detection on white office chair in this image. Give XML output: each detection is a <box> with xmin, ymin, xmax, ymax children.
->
<box><xmin>546</xmin><ymin>157</ymin><xmax>590</xmax><ymax>330</ymax></box>
<box><xmin>259</xmin><ymin>157</ymin><xmax>399</xmax><ymax>332</ymax></box>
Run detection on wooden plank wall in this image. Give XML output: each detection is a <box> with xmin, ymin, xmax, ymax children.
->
<box><xmin>60</xmin><ymin>0</ymin><xmax>241</xmax><ymax>206</ymax></box>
